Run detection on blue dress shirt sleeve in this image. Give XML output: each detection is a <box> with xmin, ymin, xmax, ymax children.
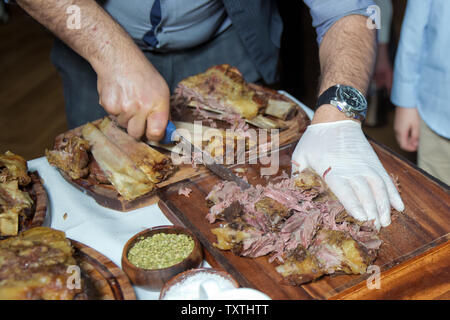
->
<box><xmin>391</xmin><ymin>0</ymin><xmax>432</xmax><ymax>109</ymax></box>
<box><xmin>303</xmin><ymin>0</ymin><xmax>375</xmax><ymax>44</ymax></box>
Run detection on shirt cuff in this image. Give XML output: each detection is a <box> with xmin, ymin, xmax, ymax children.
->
<box><xmin>308</xmin><ymin>0</ymin><xmax>375</xmax><ymax>44</ymax></box>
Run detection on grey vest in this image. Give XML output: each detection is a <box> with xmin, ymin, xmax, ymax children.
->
<box><xmin>222</xmin><ymin>0</ymin><xmax>283</xmax><ymax>84</ymax></box>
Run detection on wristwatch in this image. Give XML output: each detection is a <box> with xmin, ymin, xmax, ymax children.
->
<box><xmin>316</xmin><ymin>85</ymin><xmax>368</xmax><ymax>122</ymax></box>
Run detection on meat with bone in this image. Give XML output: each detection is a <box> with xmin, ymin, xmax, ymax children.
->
<box><xmin>81</xmin><ymin>122</ymin><xmax>155</xmax><ymax>201</ymax></box>
<box><xmin>175</xmin><ymin>64</ymin><xmax>265</xmax><ymax>120</ymax></box>
<box><xmin>274</xmin><ymin>246</ymin><xmax>324</xmax><ymax>285</ymax></box>
<box><xmin>247</xmin><ymin>83</ymin><xmax>298</xmax><ymax>120</ymax></box>
<box><xmin>46</xmin><ymin>118</ymin><xmax>177</xmax><ymax>204</ymax></box>
<box><xmin>206</xmin><ymin>169</ymin><xmax>382</xmax><ymax>285</ymax></box>
<box><xmin>0</xmin><ymin>151</ymin><xmax>32</xmax><ymax>186</ymax></box>
<box><xmin>175</xmin><ymin>64</ymin><xmax>300</xmax><ymax>128</ymax></box>
<box><xmin>309</xmin><ymin>229</ymin><xmax>375</xmax><ymax>275</ymax></box>
<box><xmin>0</xmin><ymin>152</ymin><xmax>34</xmax><ymax>237</ymax></box>
<box><xmin>88</xmin><ymin>159</ymin><xmax>110</xmax><ymax>184</ymax></box>
<box><xmin>98</xmin><ymin>118</ymin><xmax>175</xmax><ymax>184</ymax></box>
<box><xmin>0</xmin><ymin>180</ymin><xmax>34</xmax><ymax>236</ymax></box>
<box><xmin>0</xmin><ymin>227</ymin><xmax>88</xmax><ymax>300</ymax></box>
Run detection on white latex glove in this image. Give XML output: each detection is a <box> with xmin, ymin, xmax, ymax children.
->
<box><xmin>292</xmin><ymin>120</ymin><xmax>404</xmax><ymax>230</ymax></box>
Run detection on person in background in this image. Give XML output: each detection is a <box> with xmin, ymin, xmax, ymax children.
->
<box><xmin>14</xmin><ymin>0</ymin><xmax>404</xmax><ymax>228</ymax></box>
<box><xmin>391</xmin><ymin>0</ymin><xmax>450</xmax><ymax>185</ymax></box>
<box><xmin>366</xmin><ymin>0</ymin><xmax>393</xmax><ymax>127</ymax></box>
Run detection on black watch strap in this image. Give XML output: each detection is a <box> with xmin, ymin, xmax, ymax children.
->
<box><xmin>315</xmin><ymin>85</ymin><xmax>367</xmax><ymax>121</ymax></box>
<box><xmin>316</xmin><ymin>86</ymin><xmax>338</xmax><ymax>110</ymax></box>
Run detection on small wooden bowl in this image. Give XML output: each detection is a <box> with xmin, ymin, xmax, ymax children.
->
<box><xmin>159</xmin><ymin>268</ymin><xmax>239</xmax><ymax>300</ymax></box>
<box><xmin>121</xmin><ymin>225</ymin><xmax>203</xmax><ymax>291</ymax></box>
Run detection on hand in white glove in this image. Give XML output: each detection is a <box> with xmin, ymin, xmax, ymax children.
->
<box><xmin>292</xmin><ymin>120</ymin><xmax>404</xmax><ymax>230</ymax></box>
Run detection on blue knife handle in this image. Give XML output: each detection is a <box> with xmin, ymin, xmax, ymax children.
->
<box><xmin>160</xmin><ymin>120</ymin><xmax>177</xmax><ymax>144</ymax></box>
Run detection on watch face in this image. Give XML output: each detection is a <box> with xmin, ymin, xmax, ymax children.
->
<box><xmin>337</xmin><ymin>85</ymin><xmax>367</xmax><ymax>112</ymax></box>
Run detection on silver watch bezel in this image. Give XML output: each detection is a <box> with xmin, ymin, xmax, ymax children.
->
<box><xmin>330</xmin><ymin>85</ymin><xmax>367</xmax><ymax>121</ymax></box>
<box><xmin>330</xmin><ymin>100</ymin><xmax>365</xmax><ymax>121</ymax></box>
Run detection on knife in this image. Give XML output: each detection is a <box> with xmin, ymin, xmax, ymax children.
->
<box><xmin>160</xmin><ymin>121</ymin><xmax>251</xmax><ymax>190</ymax></box>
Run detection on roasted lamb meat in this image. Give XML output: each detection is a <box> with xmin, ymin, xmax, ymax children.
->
<box><xmin>0</xmin><ymin>151</ymin><xmax>31</xmax><ymax>186</ymax></box>
<box><xmin>46</xmin><ymin>117</ymin><xmax>176</xmax><ymax>202</ymax></box>
<box><xmin>45</xmin><ymin>133</ymin><xmax>90</xmax><ymax>180</ymax></box>
<box><xmin>81</xmin><ymin>122</ymin><xmax>155</xmax><ymax>201</ymax></box>
<box><xmin>206</xmin><ymin>169</ymin><xmax>381</xmax><ymax>285</ymax></box>
<box><xmin>98</xmin><ymin>117</ymin><xmax>175</xmax><ymax>184</ymax></box>
<box><xmin>0</xmin><ymin>227</ymin><xmax>87</xmax><ymax>300</ymax></box>
<box><xmin>176</xmin><ymin>64</ymin><xmax>265</xmax><ymax>120</ymax></box>
<box><xmin>174</xmin><ymin>64</ymin><xmax>298</xmax><ymax>127</ymax></box>
<box><xmin>276</xmin><ymin>229</ymin><xmax>375</xmax><ymax>285</ymax></box>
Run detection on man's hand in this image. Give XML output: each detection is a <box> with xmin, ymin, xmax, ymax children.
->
<box><xmin>394</xmin><ymin>107</ymin><xmax>420</xmax><ymax>152</ymax></box>
<box><xmin>16</xmin><ymin>0</ymin><xmax>169</xmax><ymax>141</ymax></box>
<box><xmin>292</xmin><ymin>15</ymin><xmax>404</xmax><ymax>228</ymax></box>
<box><xmin>97</xmin><ymin>51</ymin><xmax>170</xmax><ymax>141</ymax></box>
<box><xmin>292</xmin><ymin>120</ymin><xmax>405</xmax><ymax>230</ymax></box>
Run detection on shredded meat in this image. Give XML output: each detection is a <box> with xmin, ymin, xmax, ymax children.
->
<box><xmin>98</xmin><ymin>118</ymin><xmax>175</xmax><ymax>184</ymax></box>
<box><xmin>206</xmin><ymin>169</ymin><xmax>382</xmax><ymax>285</ymax></box>
<box><xmin>178</xmin><ymin>187</ymin><xmax>192</xmax><ymax>198</ymax></box>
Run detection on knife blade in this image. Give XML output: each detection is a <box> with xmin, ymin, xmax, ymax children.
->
<box><xmin>161</xmin><ymin>121</ymin><xmax>251</xmax><ymax>190</ymax></box>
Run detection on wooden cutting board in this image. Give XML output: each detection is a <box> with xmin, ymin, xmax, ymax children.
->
<box><xmin>157</xmin><ymin>141</ymin><xmax>450</xmax><ymax>300</ymax></box>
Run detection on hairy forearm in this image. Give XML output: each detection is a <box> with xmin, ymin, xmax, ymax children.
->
<box><xmin>17</xmin><ymin>0</ymin><xmax>170</xmax><ymax>141</ymax></box>
<box><xmin>16</xmin><ymin>0</ymin><xmax>141</xmax><ymax>73</ymax></box>
<box><xmin>313</xmin><ymin>15</ymin><xmax>376</xmax><ymax>124</ymax></box>
<box><xmin>319</xmin><ymin>14</ymin><xmax>376</xmax><ymax>94</ymax></box>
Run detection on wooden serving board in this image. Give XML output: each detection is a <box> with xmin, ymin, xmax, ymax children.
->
<box><xmin>157</xmin><ymin>142</ymin><xmax>450</xmax><ymax>300</ymax></box>
<box><xmin>330</xmin><ymin>240</ymin><xmax>450</xmax><ymax>300</ymax></box>
<box><xmin>26</xmin><ymin>171</ymin><xmax>48</xmax><ymax>229</ymax></box>
<box><xmin>71</xmin><ymin>239</ymin><xmax>136</xmax><ymax>300</ymax></box>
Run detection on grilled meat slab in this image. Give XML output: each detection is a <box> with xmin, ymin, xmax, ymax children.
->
<box><xmin>98</xmin><ymin>118</ymin><xmax>175</xmax><ymax>184</ymax></box>
<box><xmin>0</xmin><ymin>227</ymin><xmax>86</xmax><ymax>300</ymax></box>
